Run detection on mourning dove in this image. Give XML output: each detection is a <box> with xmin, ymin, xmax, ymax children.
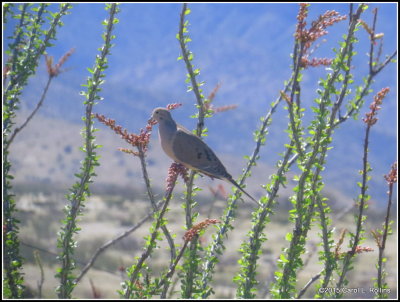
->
<box><xmin>151</xmin><ymin>107</ymin><xmax>258</xmax><ymax>205</ymax></box>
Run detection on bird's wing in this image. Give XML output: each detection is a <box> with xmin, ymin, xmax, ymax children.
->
<box><xmin>172</xmin><ymin>128</ymin><xmax>230</xmax><ymax>179</ymax></box>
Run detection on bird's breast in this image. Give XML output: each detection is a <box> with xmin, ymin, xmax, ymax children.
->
<box><xmin>158</xmin><ymin>123</ymin><xmax>178</xmax><ymax>161</ymax></box>
<box><xmin>160</xmin><ymin>135</ymin><xmax>177</xmax><ymax>161</ymax></box>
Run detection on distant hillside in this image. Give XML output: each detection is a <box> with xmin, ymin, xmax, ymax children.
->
<box><xmin>7</xmin><ymin>3</ymin><xmax>396</xmax><ymax>207</ymax></box>
<box><xmin>9</xmin><ymin>108</ymin><xmax>392</xmax><ymax>216</ymax></box>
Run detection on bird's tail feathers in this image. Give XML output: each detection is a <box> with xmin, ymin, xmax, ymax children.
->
<box><xmin>228</xmin><ymin>178</ymin><xmax>259</xmax><ymax>206</ymax></box>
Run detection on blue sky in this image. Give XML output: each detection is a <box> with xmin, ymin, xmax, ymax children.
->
<box><xmin>4</xmin><ymin>3</ymin><xmax>398</xmax><ymax>204</ymax></box>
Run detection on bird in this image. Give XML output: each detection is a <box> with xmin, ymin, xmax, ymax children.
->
<box><xmin>151</xmin><ymin>107</ymin><xmax>258</xmax><ymax>205</ymax></box>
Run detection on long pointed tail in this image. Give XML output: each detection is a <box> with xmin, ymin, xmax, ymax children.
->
<box><xmin>228</xmin><ymin>178</ymin><xmax>259</xmax><ymax>206</ymax></box>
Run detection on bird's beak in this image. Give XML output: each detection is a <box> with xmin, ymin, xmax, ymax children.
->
<box><xmin>149</xmin><ymin>117</ymin><xmax>158</xmax><ymax>125</ymax></box>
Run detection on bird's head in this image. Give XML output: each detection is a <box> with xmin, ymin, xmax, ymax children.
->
<box><xmin>151</xmin><ymin>107</ymin><xmax>172</xmax><ymax>124</ymax></box>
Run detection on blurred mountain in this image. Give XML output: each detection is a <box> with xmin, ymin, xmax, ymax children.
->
<box><xmin>5</xmin><ymin>3</ymin><xmax>397</xmax><ymax>206</ymax></box>
<box><xmin>8</xmin><ymin>106</ymin><xmax>394</xmax><ymax>213</ymax></box>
